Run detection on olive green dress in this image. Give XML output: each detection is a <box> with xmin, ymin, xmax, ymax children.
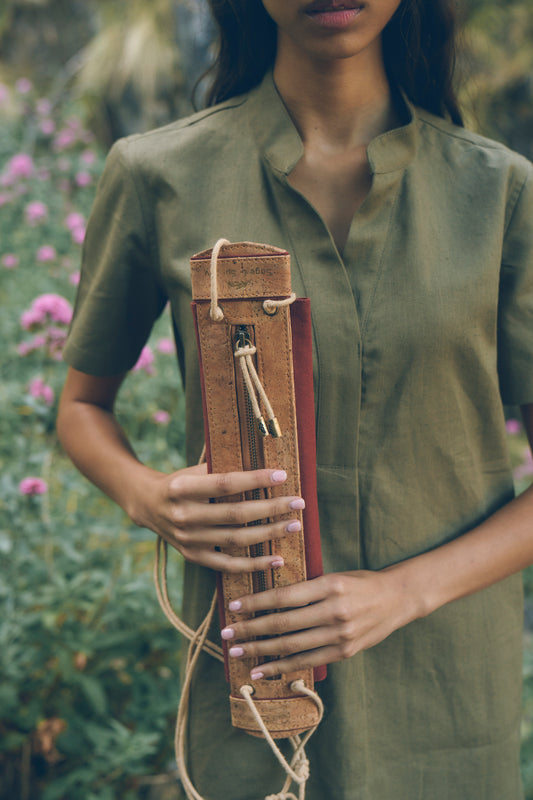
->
<box><xmin>63</xmin><ymin>73</ymin><xmax>533</xmax><ymax>799</ymax></box>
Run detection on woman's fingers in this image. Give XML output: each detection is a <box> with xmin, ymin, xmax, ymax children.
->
<box><xmin>228</xmin><ymin>626</ymin><xmax>334</xmax><ymax>660</ymax></box>
<box><xmin>174</xmin><ymin>517</ymin><xmax>302</xmax><ymax>550</ymax></box>
<box><xmin>225</xmin><ymin>604</ymin><xmax>334</xmax><ymax>648</ymax></box>
<box><xmin>227</xmin><ymin>575</ymin><xmax>329</xmax><ymax>614</ymax></box>
<box><xmin>247</xmin><ymin>646</ymin><xmax>347</xmax><ymax>680</ymax></box>
<box><xmin>170</xmin><ymin>467</ymin><xmax>290</xmax><ymax>501</ymax></box>
<box><xmin>218</xmin><ymin>570</ymin><xmax>420</xmax><ymax>676</ymax></box>
<box><xmin>180</xmin><ymin>545</ymin><xmax>287</xmax><ymax>574</ymax></box>
<box><xmin>170</xmin><ymin>494</ymin><xmax>304</xmax><ymax>530</ymax></box>
<box><xmin>148</xmin><ymin>465</ymin><xmax>308</xmax><ymax>570</ymax></box>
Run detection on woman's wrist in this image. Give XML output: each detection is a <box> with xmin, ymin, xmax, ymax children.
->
<box><xmin>120</xmin><ymin>462</ymin><xmax>168</xmax><ymax>529</ymax></box>
<box><xmin>381</xmin><ymin>557</ymin><xmax>435</xmax><ymax>624</ymax></box>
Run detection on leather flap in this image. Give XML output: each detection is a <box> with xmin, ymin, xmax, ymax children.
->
<box><xmin>191</xmin><ymin>241</ymin><xmax>291</xmax><ymax>300</ymax></box>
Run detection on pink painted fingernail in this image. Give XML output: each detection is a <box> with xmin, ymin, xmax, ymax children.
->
<box><xmin>289</xmin><ymin>498</ymin><xmax>305</xmax><ymax>510</ymax></box>
<box><xmin>272</xmin><ymin>470</ymin><xmax>287</xmax><ymax>483</ymax></box>
<box><xmin>221</xmin><ymin>627</ymin><xmax>235</xmax><ymax>640</ymax></box>
<box><xmin>250</xmin><ymin>671</ymin><xmax>264</xmax><ymax>680</ymax></box>
<box><xmin>229</xmin><ymin>646</ymin><xmax>244</xmax><ymax>657</ymax></box>
<box><xmin>271</xmin><ymin>558</ymin><xmax>284</xmax><ymax>568</ymax></box>
<box><xmin>286</xmin><ymin>520</ymin><xmax>301</xmax><ymax>533</ymax></box>
<box><xmin>228</xmin><ymin>600</ymin><xmax>242</xmax><ymax>612</ymax></box>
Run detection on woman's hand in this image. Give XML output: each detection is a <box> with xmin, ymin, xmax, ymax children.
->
<box><xmin>57</xmin><ymin>368</ymin><xmax>305</xmax><ymax>574</ymax></box>
<box><xmin>130</xmin><ymin>463</ymin><xmax>306</xmax><ymax>573</ymax></box>
<box><xmin>220</xmin><ymin>568</ymin><xmax>424</xmax><ymax>677</ymax></box>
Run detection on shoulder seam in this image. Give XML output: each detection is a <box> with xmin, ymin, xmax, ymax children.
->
<box><xmin>127</xmin><ymin>95</ymin><xmax>248</xmax><ymax>143</ymax></box>
<box><xmin>418</xmin><ymin>115</ymin><xmax>507</xmax><ymax>153</ymax></box>
<box><xmin>504</xmin><ymin>168</ymin><xmax>531</xmax><ymax>240</ymax></box>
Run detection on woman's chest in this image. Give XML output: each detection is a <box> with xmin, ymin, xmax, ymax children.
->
<box><xmin>287</xmin><ymin>146</ymin><xmax>373</xmax><ymax>254</ymax></box>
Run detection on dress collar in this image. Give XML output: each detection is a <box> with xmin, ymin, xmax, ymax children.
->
<box><xmin>246</xmin><ymin>71</ymin><xmax>420</xmax><ymax>176</ymax></box>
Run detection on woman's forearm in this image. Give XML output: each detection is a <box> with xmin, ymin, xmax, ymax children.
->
<box><xmin>56</xmin><ymin>394</ymin><xmax>161</xmax><ymax>522</ymax></box>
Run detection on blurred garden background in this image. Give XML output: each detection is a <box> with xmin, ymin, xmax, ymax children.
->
<box><xmin>0</xmin><ymin>0</ymin><xmax>533</xmax><ymax>798</ymax></box>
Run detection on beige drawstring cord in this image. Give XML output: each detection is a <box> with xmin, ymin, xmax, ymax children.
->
<box><xmin>209</xmin><ymin>238</ymin><xmax>229</xmax><ymax>321</ymax></box>
<box><xmin>153</xmin><ymin>240</ymin><xmax>323</xmax><ymax>800</ymax></box>
<box><xmin>263</xmin><ymin>294</ymin><xmax>297</xmax><ymax>315</ymax></box>
<box><xmin>234</xmin><ymin>340</ymin><xmax>283</xmax><ymax>437</ymax></box>
<box><xmin>241</xmin><ymin>681</ymin><xmax>323</xmax><ymax>800</ymax></box>
<box><xmin>154</xmin><ymin>538</ymin><xmax>223</xmax><ymax>663</ymax></box>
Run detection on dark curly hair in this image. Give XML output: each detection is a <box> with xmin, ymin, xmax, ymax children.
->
<box><xmin>205</xmin><ymin>0</ymin><xmax>463</xmax><ymax>125</ymax></box>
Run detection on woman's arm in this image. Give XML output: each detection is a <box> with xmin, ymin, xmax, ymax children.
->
<box><xmin>225</xmin><ymin>404</ymin><xmax>533</xmax><ymax>679</ymax></box>
<box><xmin>57</xmin><ymin>367</ymin><xmax>304</xmax><ymax>573</ymax></box>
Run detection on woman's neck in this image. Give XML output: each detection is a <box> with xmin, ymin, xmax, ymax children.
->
<box><xmin>273</xmin><ymin>40</ymin><xmax>397</xmax><ymax>152</ymax></box>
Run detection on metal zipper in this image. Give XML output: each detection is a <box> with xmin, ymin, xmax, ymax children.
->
<box><xmin>234</xmin><ymin>326</ymin><xmax>271</xmax><ymax>595</ymax></box>
<box><xmin>233</xmin><ymin>325</ymin><xmax>280</xmax><ymax>675</ymax></box>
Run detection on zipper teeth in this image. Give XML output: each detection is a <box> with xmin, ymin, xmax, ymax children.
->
<box><xmin>235</xmin><ymin>326</ymin><xmax>267</xmax><ymax>594</ymax></box>
<box><xmin>234</xmin><ymin>325</ymin><xmax>279</xmax><ymax>673</ymax></box>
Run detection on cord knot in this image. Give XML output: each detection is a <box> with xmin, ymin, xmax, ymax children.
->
<box><xmin>234</xmin><ymin>343</ymin><xmax>257</xmax><ymax>358</ymax></box>
<box><xmin>293</xmin><ymin>753</ymin><xmax>310</xmax><ymax>782</ymax></box>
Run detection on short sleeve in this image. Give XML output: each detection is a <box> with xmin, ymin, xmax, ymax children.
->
<box><xmin>498</xmin><ymin>161</ymin><xmax>533</xmax><ymax>405</ymax></box>
<box><xmin>63</xmin><ymin>138</ymin><xmax>167</xmax><ymax>376</ymax></box>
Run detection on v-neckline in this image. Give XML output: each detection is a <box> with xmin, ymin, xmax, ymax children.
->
<box><xmin>247</xmin><ymin>71</ymin><xmax>420</xmax><ymax>266</ymax></box>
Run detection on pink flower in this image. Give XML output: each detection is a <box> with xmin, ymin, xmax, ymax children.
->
<box><xmin>36</xmin><ymin>245</ymin><xmax>57</xmax><ymax>263</ymax></box>
<box><xmin>32</xmin><ymin>294</ymin><xmax>73</xmax><ymax>325</ymax></box>
<box><xmin>15</xmin><ymin>78</ymin><xmax>33</xmax><ymax>95</ymax></box>
<box><xmin>36</xmin><ymin>98</ymin><xmax>52</xmax><ymax>115</ymax></box>
<box><xmin>81</xmin><ymin>149</ymin><xmax>96</xmax><ymax>166</ymax></box>
<box><xmin>19</xmin><ymin>477</ymin><xmax>48</xmax><ymax>496</ymax></box>
<box><xmin>54</xmin><ymin>129</ymin><xmax>76</xmax><ymax>151</ymax></box>
<box><xmin>153</xmin><ymin>410</ymin><xmax>171</xmax><ymax>425</ymax></box>
<box><xmin>2</xmin><ymin>253</ymin><xmax>19</xmax><ymax>269</ymax></box>
<box><xmin>6</xmin><ymin>153</ymin><xmax>34</xmax><ymax>179</ymax></box>
<box><xmin>505</xmin><ymin>419</ymin><xmax>522</xmax><ymax>435</ymax></box>
<box><xmin>39</xmin><ymin>119</ymin><xmax>55</xmax><ymax>136</ymax></box>
<box><xmin>69</xmin><ymin>271</ymin><xmax>80</xmax><ymax>286</ymax></box>
<box><xmin>156</xmin><ymin>337</ymin><xmax>175</xmax><ymax>354</ymax></box>
<box><xmin>17</xmin><ymin>335</ymin><xmax>47</xmax><ymax>356</ymax></box>
<box><xmin>66</xmin><ymin>117</ymin><xmax>82</xmax><ymax>133</ymax></box>
<box><xmin>20</xmin><ymin>308</ymin><xmax>45</xmax><ymax>330</ymax></box>
<box><xmin>21</xmin><ymin>294</ymin><xmax>73</xmax><ymax>330</ymax></box>
<box><xmin>25</xmin><ymin>201</ymin><xmax>48</xmax><ymax>225</ymax></box>
<box><xmin>65</xmin><ymin>212</ymin><xmax>85</xmax><ymax>231</ymax></box>
<box><xmin>132</xmin><ymin>346</ymin><xmax>155</xmax><ymax>374</ymax></box>
<box><xmin>75</xmin><ymin>171</ymin><xmax>92</xmax><ymax>188</ymax></box>
<box><xmin>71</xmin><ymin>226</ymin><xmax>86</xmax><ymax>245</ymax></box>
<box><xmin>28</xmin><ymin>377</ymin><xmax>54</xmax><ymax>406</ymax></box>
<box><xmin>514</xmin><ymin>450</ymin><xmax>533</xmax><ymax>482</ymax></box>
<box><xmin>43</xmin><ymin>327</ymin><xmax>68</xmax><ymax>360</ymax></box>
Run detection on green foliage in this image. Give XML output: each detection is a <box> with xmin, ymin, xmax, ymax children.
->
<box><xmin>0</xmin><ymin>81</ymin><xmax>185</xmax><ymax>799</ymax></box>
<box><xmin>458</xmin><ymin>0</ymin><xmax>533</xmax><ymax>159</ymax></box>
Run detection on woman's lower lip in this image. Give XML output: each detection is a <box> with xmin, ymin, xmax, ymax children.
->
<box><xmin>305</xmin><ymin>8</ymin><xmax>363</xmax><ymax>29</ymax></box>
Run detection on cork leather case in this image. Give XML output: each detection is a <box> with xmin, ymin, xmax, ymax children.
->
<box><xmin>190</xmin><ymin>241</ymin><xmax>325</xmax><ymax>738</ymax></box>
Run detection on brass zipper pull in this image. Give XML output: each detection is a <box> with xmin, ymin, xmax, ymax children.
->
<box><xmin>234</xmin><ymin>326</ymin><xmax>282</xmax><ymax>438</ymax></box>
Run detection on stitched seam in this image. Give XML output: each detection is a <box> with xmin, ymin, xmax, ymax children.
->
<box><xmin>503</xmin><ymin>169</ymin><xmax>530</xmax><ymax>240</ymax></box>
<box><xmin>125</xmin><ymin>96</ymin><xmax>248</xmax><ymax>143</ymax></box>
<box><xmin>418</xmin><ymin>116</ymin><xmax>509</xmax><ymax>152</ymax></box>
<box><xmin>360</xmin><ymin>182</ymin><xmax>402</xmax><ymax>335</ymax></box>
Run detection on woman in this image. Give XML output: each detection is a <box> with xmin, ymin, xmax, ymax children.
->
<box><xmin>57</xmin><ymin>1</ymin><xmax>533</xmax><ymax>798</ymax></box>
